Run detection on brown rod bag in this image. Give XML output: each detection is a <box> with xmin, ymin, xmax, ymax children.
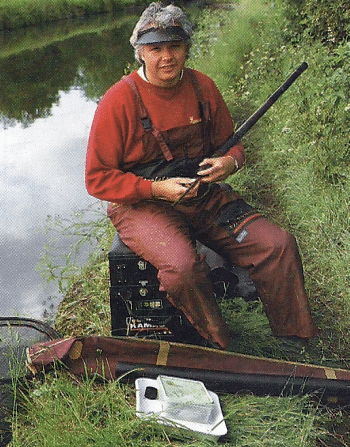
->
<box><xmin>27</xmin><ymin>336</ymin><xmax>350</xmax><ymax>403</ymax></box>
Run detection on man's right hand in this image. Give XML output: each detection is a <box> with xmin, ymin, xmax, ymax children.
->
<box><xmin>151</xmin><ymin>177</ymin><xmax>199</xmax><ymax>202</ymax></box>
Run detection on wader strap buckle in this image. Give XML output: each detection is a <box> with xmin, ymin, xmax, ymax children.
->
<box><xmin>141</xmin><ymin>117</ymin><xmax>152</xmax><ymax>131</ymax></box>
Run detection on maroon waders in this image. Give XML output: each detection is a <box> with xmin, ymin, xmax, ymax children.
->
<box><xmin>108</xmin><ymin>184</ymin><xmax>318</xmax><ymax>349</ymax></box>
<box><xmin>107</xmin><ymin>71</ymin><xmax>318</xmax><ymax>349</ymax></box>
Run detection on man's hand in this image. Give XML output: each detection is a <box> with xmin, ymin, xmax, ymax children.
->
<box><xmin>197</xmin><ymin>155</ymin><xmax>238</xmax><ymax>183</ymax></box>
<box><xmin>151</xmin><ymin>177</ymin><xmax>199</xmax><ymax>202</ymax></box>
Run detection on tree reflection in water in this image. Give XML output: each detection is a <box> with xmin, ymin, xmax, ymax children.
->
<box><xmin>0</xmin><ymin>12</ymin><xmax>137</xmax><ymax>127</ymax></box>
<box><xmin>0</xmin><ymin>13</ymin><xmax>138</xmax><ymax>318</ymax></box>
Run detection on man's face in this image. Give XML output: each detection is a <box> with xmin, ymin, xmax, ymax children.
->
<box><xmin>140</xmin><ymin>41</ymin><xmax>188</xmax><ymax>88</ymax></box>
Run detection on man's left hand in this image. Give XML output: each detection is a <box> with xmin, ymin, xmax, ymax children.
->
<box><xmin>197</xmin><ymin>156</ymin><xmax>238</xmax><ymax>183</ymax></box>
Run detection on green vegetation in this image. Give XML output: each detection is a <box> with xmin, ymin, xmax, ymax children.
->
<box><xmin>197</xmin><ymin>0</ymin><xmax>350</xmax><ymax>363</ymax></box>
<box><xmin>0</xmin><ymin>0</ymin><xmax>147</xmax><ymax>30</ymax></box>
<box><xmin>12</xmin><ymin>371</ymin><xmax>325</xmax><ymax>446</ymax></box>
<box><xmin>0</xmin><ymin>12</ymin><xmax>136</xmax><ymax>59</ymax></box>
<box><xmin>0</xmin><ymin>14</ymin><xmax>136</xmax><ymax>128</ymax></box>
<box><xmin>4</xmin><ymin>0</ymin><xmax>350</xmax><ymax>445</ymax></box>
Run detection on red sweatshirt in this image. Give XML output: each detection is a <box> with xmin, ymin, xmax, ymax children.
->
<box><xmin>85</xmin><ymin>68</ymin><xmax>245</xmax><ymax>204</ymax></box>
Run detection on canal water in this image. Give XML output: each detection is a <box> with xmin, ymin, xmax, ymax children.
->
<box><xmin>0</xmin><ymin>12</ymin><xmax>140</xmax><ymax>320</ymax></box>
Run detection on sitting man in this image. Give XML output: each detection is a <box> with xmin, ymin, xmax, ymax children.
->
<box><xmin>85</xmin><ymin>2</ymin><xmax>318</xmax><ymax>349</ymax></box>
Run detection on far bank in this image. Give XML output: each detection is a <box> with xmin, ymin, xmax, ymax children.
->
<box><xmin>0</xmin><ymin>0</ymin><xmax>148</xmax><ymax>30</ymax></box>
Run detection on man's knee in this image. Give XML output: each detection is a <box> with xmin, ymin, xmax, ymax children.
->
<box><xmin>158</xmin><ymin>255</ymin><xmax>211</xmax><ymax>295</ymax></box>
<box><xmin>254</xmin><ymin>223</ymin><xmax>297</xmax><ymax>259</ymax></box>
<box><xmin>270</xmin><ymin>232</ymin><xmax>299</xmax><ymax>265</ymax></box>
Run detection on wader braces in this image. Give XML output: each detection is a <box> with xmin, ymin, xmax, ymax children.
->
<box><xmin>123</xmin><ymin>68</ymin><xmax>212</xmax><ymax>163</ymax></box>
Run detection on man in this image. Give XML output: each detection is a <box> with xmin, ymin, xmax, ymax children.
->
<box><xmin>85</xmin><ymin>2</ymin><xmax>318</xmax><ymax>350</ymax></box>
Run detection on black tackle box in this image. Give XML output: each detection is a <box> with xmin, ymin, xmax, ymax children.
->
<box><xmin>108</xmin><ymin>232</ymin><xmax>180</xmax><ymax>339</ymax></box>
<box><xmin>108</xmin><ymin>232</ymin><xmax>258</xmax><ymax>342</ymax></box>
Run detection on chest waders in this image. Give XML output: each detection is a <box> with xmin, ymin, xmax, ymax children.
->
<box><xmin>107</xmin><ymin>70</ymin><xmax>318</xmax><ymax>347</ymax></box>
<box><xmin>122</xmin><ymin>68</ymin><xmax>261</xmax><ymax>233</ymax></box>
<box><xmin>107</xmin><ymin>70</ymin><xmax>260</xmax><ymax>347</ymax></box>
<box><xmin>123</xmin><ymin>68</ymin><xmax>212</xmax><ymax>181</ymax></box>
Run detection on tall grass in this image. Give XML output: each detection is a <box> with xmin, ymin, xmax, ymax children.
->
<box><xmin>12</xmin><ymin>371</ymin><xmax>171</xmax><ymax>446</ymax></box>
<box><xmin>220</xmin><ymin>4</ymin><xmax>349</xmax><ymax>362</ymax></box>
<box><xmin>191</xmin><ymin>0</ymin><xmax>278</xmax><ymax>93</ymax></box>
<box><xmin>11</xmin><ymin>370</ymin><xmax>324</xmax><ymax>447</ymax></box>
<box><xmin>192</xmin><ymin>0</ymin><xmax>350</xmax><ymax>363</ymax></box>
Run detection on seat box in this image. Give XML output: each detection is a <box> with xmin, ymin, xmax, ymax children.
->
<box><xmin>108</xmin><ymin>234</ymin><xmax>159</xmax><ymax>287</ymax></box>
<box><xmin>108</xmin><ymin>231</ymin><xmax>258</xmax><ymax>340</ymax></box>
<box><xmin>108</xmin><ymin>232</ymin><xmax>178</xmax><ymax>338</ymax></box>
<box><xmin>109</xmin><ymin>284</ymin><xmax>176</xmax><ymax>337</ymax></box>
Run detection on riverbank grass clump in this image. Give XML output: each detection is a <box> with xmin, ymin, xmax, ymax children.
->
<box><xmin>12</xmin><ymin>370</ymin><xmax>325</xmax><ymax>447</ymax></box>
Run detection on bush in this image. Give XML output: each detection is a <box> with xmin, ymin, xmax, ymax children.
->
<box><xmin>220</xmin><ymin>1</ymin><xmax>350</xmax><ymax>361</ymax></box>
<box><xmin>285</xmin><ymin>0</ymin><xmax>350</xmax><ymax>44</ymax></box>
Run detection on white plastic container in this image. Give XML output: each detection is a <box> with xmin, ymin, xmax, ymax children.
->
<box><xmin>157</xmin><ymin>375</ymin><xmax>214</xmax><ymax>424</ymax></box>
<box><xmin>135</xmin><ymin>375</ymin><xmax>227</xmax><ymax>440</ymax></box>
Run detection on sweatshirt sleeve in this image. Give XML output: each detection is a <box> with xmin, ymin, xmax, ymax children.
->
<box><xmin>226</xmin><ymin>142</ymin><xmax>246</xmax><ymax>169</ymax></box>
<box><xmin>85</xmin><ymin>83</ymin><xmax>153</xmax><ymax>204</ymax></box>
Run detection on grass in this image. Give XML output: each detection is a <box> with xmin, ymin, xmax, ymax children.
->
<box><xmin>12</xmin><ymin>372</ymin><xmax>170</xmax><ymax>446</ymax></box>
<box><xmin>193</xmin><ymin>0</ymin><xmax>350</xmax><ymax>365</ymax></box>
<box><xmin>234</xmin><ymin>40</ymin><xmax>350</xmax><ymax>365</ymax></box>
<box><xmin>11</xmin><ymin>370</ymin><xmax>326</xmax><ymax>447</ymax></box>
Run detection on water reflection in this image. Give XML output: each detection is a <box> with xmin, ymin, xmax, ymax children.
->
<box><xmin>0</xmin><ymin>13</ymin><xmax>137</xmax><ymax>126</ymax></box>
<box><xmin>1</xmin><ymin>89</ymin><xmax>97</xmax><ymax>237</ymax></box>
<box><xmin>1</xmin><ymin>89</ymin><xmax>98</xmax><ymax>318</ymax></box>
<box><xmin>0</xmin><ymin>13</ymin><xmax>138</xmax><ymax>319</ymax></box>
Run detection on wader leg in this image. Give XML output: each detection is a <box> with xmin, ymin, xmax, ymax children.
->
<box><xmin>204</xmin><ymin>216</ymin><xmax>318</xmax><ymax>339</ymax></box>
<box><xmin>108</xmin><ymin>202</ymin><xmax>231</xmax><ymax>349</ymax></box>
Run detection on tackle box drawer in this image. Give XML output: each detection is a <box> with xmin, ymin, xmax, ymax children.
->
<box><xmin>110</xmin><ymin>285</ymin><xmax>176</xmax><ymax>337</ymax></box>
<box><xmin>108</xmin><ymin>232</ymin><xmax>159</xmax><ymax>286</ymax></box>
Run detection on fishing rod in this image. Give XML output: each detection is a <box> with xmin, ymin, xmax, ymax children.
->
<box><xmin>172</xmin><ymin>61</ymin><xmax>308</xmax><ymax>206</ymax></box>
